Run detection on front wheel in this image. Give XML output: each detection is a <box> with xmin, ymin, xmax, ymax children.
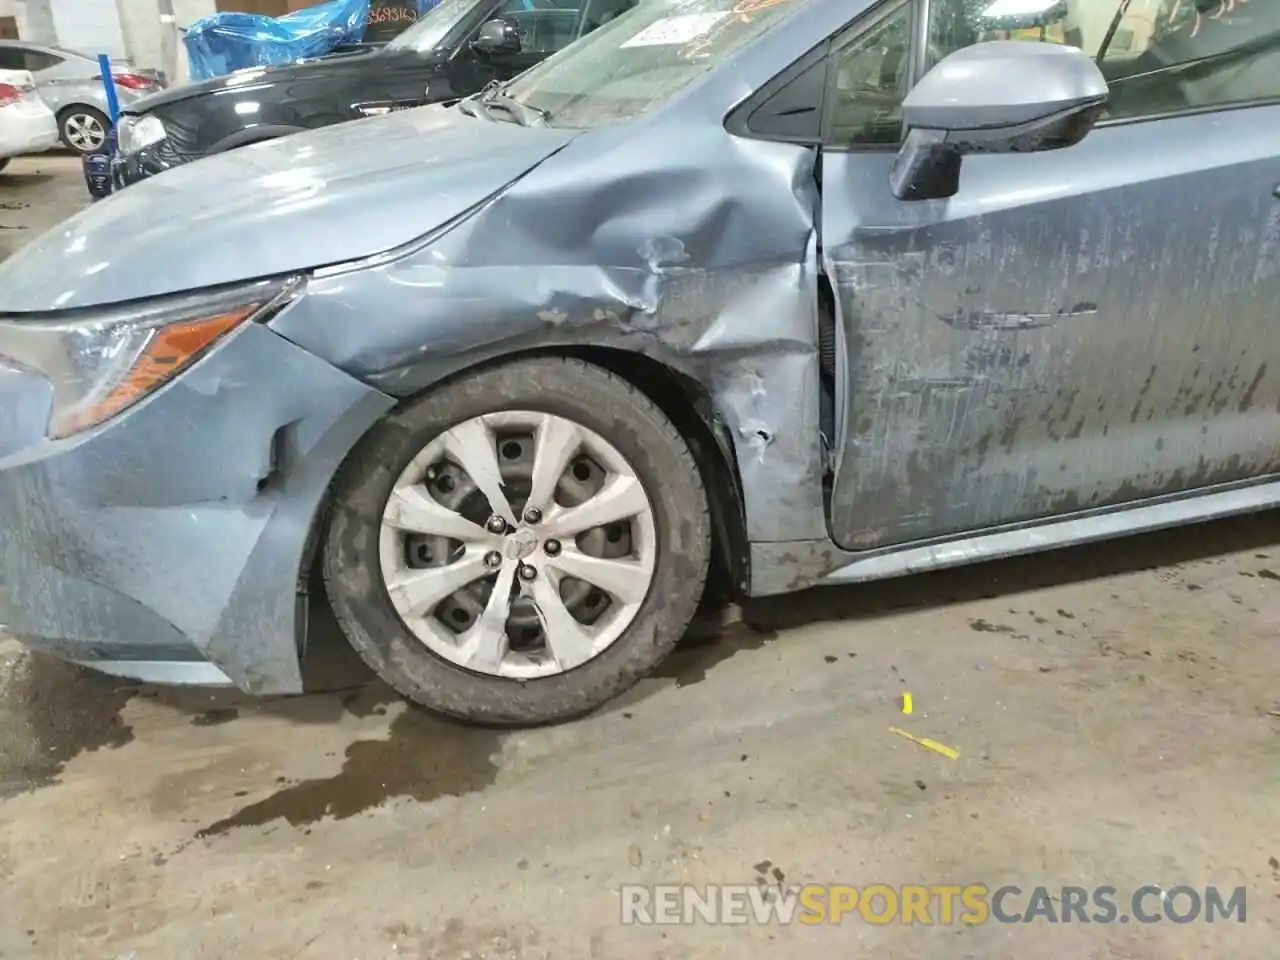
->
<box><xmin>323</xmin><ymin>357</ymin><xmax>712</xmax><ymax>726</ymax></box>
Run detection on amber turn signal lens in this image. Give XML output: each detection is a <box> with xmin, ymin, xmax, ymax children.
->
<box><xmin>53</xmin><ymin>304</ymin><xmax>258</xmax><ymax>438</ymax></box>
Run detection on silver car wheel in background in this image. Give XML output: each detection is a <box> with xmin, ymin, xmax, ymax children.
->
<box><xmin>63</xmin><ymin>111</ymin><xmax>106</xmax><ymax>152</ymax></box>
<box><xmin>377</xmin><ymin>410</ymin><xmax>658</xmax><ymax>680</ymax></box>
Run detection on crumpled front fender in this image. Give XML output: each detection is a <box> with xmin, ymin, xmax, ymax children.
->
<box><xmin>273</xmin><ymin>118</ymin><xmax>829</xmax><ymax>549</ymax></box>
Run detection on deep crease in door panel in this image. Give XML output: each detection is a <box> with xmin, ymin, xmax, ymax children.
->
<box><xmin>821</xmin><ymin>111</ymin><xmax>1280</xmax><ymax>552</ymax></box>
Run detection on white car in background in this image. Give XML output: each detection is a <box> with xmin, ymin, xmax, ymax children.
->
<box><xmin>0</xmin><ymin>69</ymin><xmax>59</xmax><ymax>174</ymax></box>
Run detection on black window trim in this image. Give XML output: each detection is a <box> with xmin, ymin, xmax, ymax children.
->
<box><xmin>727</xmin><ymin>0</ymin><xmax>1280</xmax><ymax>150</ymax></box>
<box><xmin>724</xmin><ymin>0</ymin><xmax>921</xmax><ymax>149</ymax></box>
<box><xmin>911</xmin><ymin>0</ymin><xmax>932</xmax><ymax>87</ymax></box>
<box><xmin>723</xmin><ymin>36</ymin><xmax>831</xmax><ymax>145</ymax></box>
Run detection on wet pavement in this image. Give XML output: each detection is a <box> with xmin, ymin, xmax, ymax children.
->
<box><xmin>0</xmin><ymin>156</ymin><xmax>1278</xmax><ymax>959</ymax></box>
<box><xmin>0</xmin><ymin>153</ymin><xmax>84</xmax><ymax>262</ymax></box>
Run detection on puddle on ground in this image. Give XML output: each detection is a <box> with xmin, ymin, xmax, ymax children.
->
<box><xmin>195</xmin><ymin>702</ymin><xmax>501</xmax><ymax>838</ymax></box>
<box><xmin>0</xmin><ymin>653</ymin><xmax>137</xmax><ymax>798</ymax></box>
<box><xmin>341</xmin><ymin>682</ymin><xmax>398</xmax><ymax>718</ymax></box>
<box><xmin>653</xmin><ymin>622</ymin><xmax>776</xmax><ymax>688</ymax></box>
<box><xmin>190</xmin><ymin>708</ymin><xmax>239</xmax><ymax>727</ymax></box>
<box><xmin>968</xmin><ymin>618</ymin><xmax>1015</xmax><ymax>634</ymax></box>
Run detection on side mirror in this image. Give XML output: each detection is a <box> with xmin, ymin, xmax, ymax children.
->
<box><xmin>472</xmin><ymin>18</ymin><xmax>522</xmax><ymax>56</ymax></box>
<box><xmin>890</xmin><ymin>41</ymin><xmax>1107</xmax><ymax>202</ymax></box>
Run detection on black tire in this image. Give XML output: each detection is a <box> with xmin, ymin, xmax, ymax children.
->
<box><xmin>322</xmin><ymin>357</ymin><xmax>712</xmax><ymax>726</ymax></box>
<box><xmin>57</xmin><ymin>105</ymin><xmax>110</xmax><ymax>155</ymax></box>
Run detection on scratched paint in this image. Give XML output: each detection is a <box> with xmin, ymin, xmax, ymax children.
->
<box><xmin>822</xmin><ymin>104</ymin><xmax>1280</xmax><ymax>552</ymax></box>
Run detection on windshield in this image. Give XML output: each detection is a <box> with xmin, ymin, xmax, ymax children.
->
<box><xmin>504</xmin><ymin>0</ymin><xmax>800</xmax><ymax>128</ymax></box>
<box><xmin>386</xmin><ymin>0</ymin><xmax>478</xmax><ymax>53</ymax></box>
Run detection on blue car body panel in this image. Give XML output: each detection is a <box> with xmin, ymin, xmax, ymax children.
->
<box><xmin>0</xmin><ymin>0</ymin><xmax>1277</xmax><ymax>689</ymax></box>
<box><xmin>0</xmin><ymin>321</ymin><xmax>392</xmax><ymax>692</ymax></box>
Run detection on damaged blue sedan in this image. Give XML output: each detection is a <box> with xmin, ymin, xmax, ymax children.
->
<box><xmin>0</xmin><ymin>0</ymin><xmax>1277</xmax><ymax>725</ymax></box>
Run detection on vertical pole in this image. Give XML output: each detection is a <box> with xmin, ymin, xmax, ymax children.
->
<box><xmin>98</xmin><ymin>53</ymin><xmax>120</xmax><ymax>125</ymax></box>
<box><xmin>157</xmin><ymin>0</ymin><xmax>179</xmax><ymax>86</ymax></box>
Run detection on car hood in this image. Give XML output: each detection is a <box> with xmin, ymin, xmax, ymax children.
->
<box><xmin>123</xmin><ymin>49</ymin><xmax>393</xmax><ymax>114</ymax></box>
<box><xmin>0</xmin><ymin>106</ymin><xmax>578</xmax><ymax>312</ymax></box>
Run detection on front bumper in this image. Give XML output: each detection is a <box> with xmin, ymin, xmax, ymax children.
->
<box><xmin>0</xmin><ymin>106</ymin><xmax>59</xmax><ymax>159</ymax></box>
<box><xmin>0</xmin><ymin>320</ymin><xmax>392</xmax><ymax>692</ymax></box>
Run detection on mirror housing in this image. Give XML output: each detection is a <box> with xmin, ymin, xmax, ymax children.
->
<box><xmin>890</xmin><ymin>41</ymin><xmax>1108</xmax><ymax>202</ymax></box>
<box><xmin>472</xmin><ymin>17</ymin><xmax>522</xmax><ymax>56</ymax></box>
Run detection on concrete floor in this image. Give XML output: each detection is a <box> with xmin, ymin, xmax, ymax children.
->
<box><xmin>0</xmin><ymin>155</ymin><xmax>1278</xmax><ymax>959</ymax></box>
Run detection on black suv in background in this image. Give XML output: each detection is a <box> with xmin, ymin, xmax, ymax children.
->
<box><xmin>111</xmin><ymin>0</ymin><xmax>636</xmax><ymax>188</ymax></box>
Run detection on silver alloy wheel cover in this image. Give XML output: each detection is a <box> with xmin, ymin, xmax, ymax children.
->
<box><xmin>377</xmin><ymin>410</ymin><xmax>658</xmax><ymax>679</ymax></box>
<box><xmin>64</xmin><ymin>112</ymin><xmax>106</xmax><ymax>151</ymax></box>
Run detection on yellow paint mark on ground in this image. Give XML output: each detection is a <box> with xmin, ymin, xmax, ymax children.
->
<box><xmin>888</xmin><ymin>726</ymin><xmax>959</xmax><ymax>760</ymax></box>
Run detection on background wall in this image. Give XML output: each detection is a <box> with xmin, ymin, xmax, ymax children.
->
<box><xmin>116</xmin><ymin>0</ymin><xmax>216</xmax><ymax>82</ymax></box>
<box><xmin>0</xmin><ymin>1</ymin><xmax>28</xmax><ymax>40</ymax></box>
<box><xmin>116</xmin><ymin>0</ymin><xmax>323</xmax><ymax>83</ymax></box>
<box><xmin>52</xmin><ymin>0</ymin><xmax>128</xmax><ymax>58</ymax></box>
<box><xmin>1</xmin><ymin>0</ymin><xmax>406</xmax><ymax>82</ymax></box>
<box><xmin>0</xmin><ymin>0</ymin><xmax>57</xmax><ymax>44</ymax></box>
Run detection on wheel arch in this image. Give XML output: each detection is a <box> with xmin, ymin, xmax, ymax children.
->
<box><xmin>550</xmin><ymin>345</ymin><xmax>751</xmax><ymax>601</ymax></box>
<box><xmin>300</xmin><ymin>345</ymin><xmax>752</xmax><ymax>632</ymax></box>
<box><xmin>55</xmin><ymin>101</ymin><xmax>104</xmax><ymax>121</ymax></box>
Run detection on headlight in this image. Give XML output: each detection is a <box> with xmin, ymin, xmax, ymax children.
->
<box><xmin>116</xmin><ymin>114</ymin><xmax>166</xmax><ymax>155</ymax></box>
<box><xmin>0</xmin><ymin>277</ymin><xmax>301</xmax><ymax>440</ymax></box>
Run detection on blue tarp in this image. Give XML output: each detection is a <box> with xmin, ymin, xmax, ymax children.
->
<box><xmin>183</xmin><ymin>0</ymin><xmax>435</xmax><ymax>81</ymax></box>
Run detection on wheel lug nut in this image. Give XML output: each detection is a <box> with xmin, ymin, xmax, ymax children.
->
<box><xmin>485</xmin><ymin>515</ymin><xmax>507</xmax><ymax>534</ymax></box>
<box><xmin>484</xmin><ymin>551</ymin><xmax>502</xmax><ymax>569</ymax></box>
<box><xmin>518</xmin><ymin>564</ymin><xmax>537</xmax><ymax>581</ymax></box>
<box><xmin>523</xmin><ymin>507</ymin><xmax>542</xmax><ymax>524</ymax></box>
<box><xmin>543</xmin><ymin>539</ymin><xmax>561</xmax><ymax>557</ymax></box>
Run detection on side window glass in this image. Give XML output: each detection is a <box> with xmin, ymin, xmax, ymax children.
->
<box><xmin>927</xmin><ymin>0</ymin><xmax>1280</xmax><ymax>121</ymax></box>
<box><xmin>23</xmin><ymin>51</ymin><xmax>62</xmax><ymax>72</ymax></box>
<box><xmin>0</xmin><ymin>48</ymin><xmax>22</xmax><ymax>71</ymax></box>
<box><xmin>499</xmin><ymin>0</ymin><xmax>584</xmax><ymax>53</ymax></box>
<box><xmin>826</xmin><ymin>3</ymin><xmax>913</xmax><ymax>146</ymax></box>
<box><xmin>577</xmin><ymin>0</ymin><xmax>638</xmax><ymax>37</ymax></box>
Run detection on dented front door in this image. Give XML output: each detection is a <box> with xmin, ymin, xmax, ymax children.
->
<box><xmin>821</xmin><ymin>107</ymin><xmax>1280</xmax><ymax>551</ymax></box>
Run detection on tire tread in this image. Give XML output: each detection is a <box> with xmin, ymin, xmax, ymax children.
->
<box><xmin>322</xmin><ymin>356</ymin><xmax>712</xmax><ymax>726</ymax></box>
